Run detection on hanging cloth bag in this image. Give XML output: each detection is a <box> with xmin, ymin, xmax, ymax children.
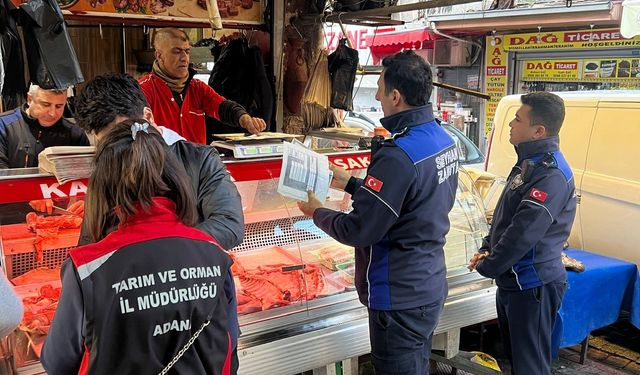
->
<box><xmin>328</xmin><ymin>38</ymin><xmax>359</xmax><ymax>111</ymax></box>
<box><xmin>301</xmin><ymin>49</ymin><xmax>336</xmax><ymax>133</ymax></box>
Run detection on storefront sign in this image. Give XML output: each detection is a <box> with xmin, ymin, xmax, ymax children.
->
<box><xmin>522</xmin><ymin>60</ymin><xmax>581</xmax><ymax>81</ymax></box>
<box><xmin>504</xmin><ymin>28</ymin><xmax>640</xmax><ymax>51</ymax></box>
<box><xmin>521</xmin><ymin>58</ymin><xmax>640</xmax><ymax>82</ymax></box>
<box><xmin>325</xmin><ymin>28</ymin><xmax>374</xmax><ymax>51</ymax></box>
<box><xmin>46</xmin><ymin>0</ymin><xmax>263</xmax><ymax>24</ymax></box>
<box><xmin>0</xmin><ymin>177</ymin><xmax>88</xmax><ymax>204</ymax></box>
<box><xmin>484</xmin><ymin>35</ymin><xmax>508</xmax><ymax>135</ymax></box>
<box><xmin>330</xmin><ymin>155</ymin><xmax>371</xmax><ymax>170</ymax></box>
<box><xmin>225</xmin><ymin>153</ymin><xmax>371</xmax><ymax>182</ymax></box>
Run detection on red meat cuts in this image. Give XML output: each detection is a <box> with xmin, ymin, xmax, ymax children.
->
<box><xmin>25</xmin><ymin>212</ymin><xmax>83</xmax><ymax>263</ymax></box>
<box><xmin>239</xmin><ymin>273</ymin><xmax>291</xmax><ymax>310</ymax></box>
<box><xmin>21</xmin><ymin>284</ymin><xmax>62</xmax><ymax>335</ymax></box>
<box><xmin>11</xmin><ymin>268</ymin><xmax>61</xmax><ymax>286</ymax></box>
<box><xmin>236</xmin><ymin>290</ymin><xmax>262</xmax><ymax>315</ymax></box>
<box><xmin>230</xmin><ymin>250</ymin><xmax>328</xmax><ymax>315</ymax></box>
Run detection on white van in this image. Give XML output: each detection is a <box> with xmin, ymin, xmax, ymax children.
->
<box><xmin>486</xmin><ymin>91</ymin><xmax>640</xmax><ymax>265</ymax></box>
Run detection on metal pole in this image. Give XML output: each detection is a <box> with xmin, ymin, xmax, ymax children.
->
<box><xmin>121</xmin><ymin>24</ymin><xmax>127</xmax><ymax>74</ymax></box>
<box><xmin>273</xmin><ymin>0</ymin><xmax>285</xmax><ymax>132</ymax></box>
<box><xmin>324</xmin><ymin>0</ymin><xmax>482</xmax><ymax>22</ymax></box>
<box><xmin>357</xmin><ymin>70</ymin><xmax>490</xmax><ymax>100</ymax></box>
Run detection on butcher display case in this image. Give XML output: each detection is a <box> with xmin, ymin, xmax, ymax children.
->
<box><xmin>0</xmin><ymin>144</ymin><xmax>496</xmax><ymax>375</ymax></box>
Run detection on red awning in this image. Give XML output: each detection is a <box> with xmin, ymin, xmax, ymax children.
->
<box><xmin>366</xmin><ymin>28</ymin><xmax>435</xmax><ymax>64</ymax></box>
<box><xmin>366</xmin><ymin>28</ymin><xmax>435</xmax><ymax>48</ymax></box>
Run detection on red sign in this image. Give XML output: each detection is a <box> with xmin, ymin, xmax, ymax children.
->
<box><xmin>0</xmin><ymin>177</ymin><xmax>89</xmax><ymax>204</ymax></box>
<box><xmin>487</xmin><ymin>66</ymin><xmax>506</xmax><ymax>76</ymax></box>
<box><xmin>0</xmin><ymin>153</ymin><xmax>372</xmax><ymax>204</ymax></box>
<box><xmin>220</xmin><ymin>153</ymin><xmax>370</xmax><ymax>182</ymax></box>
<box><xmin>554</xmin><ymin>62</ymin><xmax>578</xmax><ymax>70</ymax></box>
<box><xmin>563</xmin><ymin>30</ymin><xmax>623</xmax><ymax>42</ymax></box>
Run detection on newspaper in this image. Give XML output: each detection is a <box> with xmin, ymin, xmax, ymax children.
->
<box><xmin>277</xmin><ymin>141</ymin><xmax>332</xmax><ymax>202</ymax></box>
<box><xmin>38</xmin><ymin>146</ymin><xmax>95</xmax><ymax>184</ymax></box>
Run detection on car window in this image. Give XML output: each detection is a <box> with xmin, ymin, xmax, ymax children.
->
<box><xmin>442</xmin><ymin>124</ymin><xmax>483</xmax><ymax>165</ymax></box>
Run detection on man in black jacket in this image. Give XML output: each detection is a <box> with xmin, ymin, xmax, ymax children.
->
<box><xmin>0</xmin><ymin>84</ymin><xmax>89</xmax><ymax>169</ymax></box>
<box><xmin>63</xmin><ymin>73</ymin><xmax>244</xmax><ymax>373</ymax></box>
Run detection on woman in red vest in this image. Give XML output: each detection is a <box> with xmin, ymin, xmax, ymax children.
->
<box><xmin>42</xmin><ymin>120</ymin><xmax>234</xmax><ymax>375</ymax></box>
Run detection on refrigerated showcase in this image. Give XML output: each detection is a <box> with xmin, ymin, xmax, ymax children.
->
<box><xmin>0</xmin><ymin>147</ymin><xmax>496</xmax><ymax>375</ymax></box>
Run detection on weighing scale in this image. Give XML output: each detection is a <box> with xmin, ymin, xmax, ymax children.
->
<box><xmin>210</xmin><ymin>133</ymin><xmax>305</xmax><ymax>159</ymax></box>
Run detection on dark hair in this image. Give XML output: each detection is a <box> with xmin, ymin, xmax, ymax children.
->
<box><xmin>85</xmin><ymin>119</ymin><xmax>196</xmax><ymax>241</ymax></box>
<box><xmin>381</xmin><ymin>50</ymin><xmax>433</xmax><ymax>107</ymax></box>
<box><xmin>74</xmin><ymin>73</ymin><xmax>148</xmax><ymax>135</ymax></box>
<box><xmin>520</xmin><ymin>92</ymin><xmax>565</xmax><ymax>136</ymax></box>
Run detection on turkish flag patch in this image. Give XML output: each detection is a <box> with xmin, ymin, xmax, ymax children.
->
<box><xmin>365</xmin><ymin>175</ymin><xmax>384</xmax><ymax>192</ymax></box>
<box><xmin>529</xmin><ymin>188</ymin><xmax>548</xmax><ymax>202</ymax></box>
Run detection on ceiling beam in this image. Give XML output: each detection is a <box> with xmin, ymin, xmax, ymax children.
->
<box><xmin>324</xmin><ymin>0</ymin><xmax>482</xmax><ymax>23</ymax></box>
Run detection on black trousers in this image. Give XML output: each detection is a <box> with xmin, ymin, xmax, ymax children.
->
<box><xmin>496</xmin><ymin>280</ymin><xmax>566</xmax><ymax>375</ymax></box>
<box><xmin>368</xmin><ymin>301</ymin><xmax>443</xmax><ymax>375</ymax></box>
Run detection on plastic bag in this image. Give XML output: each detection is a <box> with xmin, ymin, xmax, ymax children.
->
<box><xmin>328</xmin><ymin>39</ymin><xmax>359</xmax><ymax>111</ymax></box>
<box><xmin>301</xmin><ymin>50</ymin><xmax>335</xmax><ymax>132</ymax></box>
<box><xmin>19</xmin><ymin>0</ymin><xmax>84</xmax><ymax>89</ymax></box>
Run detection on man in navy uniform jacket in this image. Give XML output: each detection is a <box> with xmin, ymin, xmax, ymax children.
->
<box><xmin>298</xmin><ymin>51</ymin><xmax>459</xmax><ymax>375</ymax></box>
<box><xmin>469</xmin><ymin>92</ymin><xmax>576</xmax><ymax>375</ymax></box>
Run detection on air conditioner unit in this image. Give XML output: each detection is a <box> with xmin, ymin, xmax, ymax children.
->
<box><xmin>433</xmin><ymin>39</ymin><xmax>472</xmax><ymax>67</ymax></box>
<box><xmin>414</xmin><ymin>48</ymin><xmax>435</xmax><ymax>65</ymax></box>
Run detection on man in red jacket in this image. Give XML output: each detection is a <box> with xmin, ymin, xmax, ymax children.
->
<box><xmin>139</xmin><ymin>28</ymin><xmax>266</xmax><ymax>144</ymax></box>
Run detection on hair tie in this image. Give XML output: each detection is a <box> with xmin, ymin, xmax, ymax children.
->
<box><xmin>131</xmin><ymin>122</ymin><xmax>150</xmax><ymax>140</ymax></box>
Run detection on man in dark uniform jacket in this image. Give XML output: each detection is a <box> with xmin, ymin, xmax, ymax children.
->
<box><xmin>469</xmin><ymin>92</ymin><xmax>576</xmax><ymax>375</ymax></box>
<box><xmin>0</xmin><ymin>84</ymin><xmax>89</xmax><ymax>168</ymax></box>
<box><xmin>298</xmin><ymin>51</ymin><xmax>459</xmax><ymax>375</ymax></box>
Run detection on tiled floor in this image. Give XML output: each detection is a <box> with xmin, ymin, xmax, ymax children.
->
<box><xmin>344</xmin><ymin>315</ymin><xmax>640</xmax><ymax>374</ymax></box>
<box><xmin>448</xmin><ymin>315</ymin><xmax>640</xmax><ymax>375</ymax></box>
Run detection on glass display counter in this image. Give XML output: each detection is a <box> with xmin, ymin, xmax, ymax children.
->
<box><xmin>0</xmin><ymin>140</ymin><xmax>496</xmax><ymax>374</ymax></box>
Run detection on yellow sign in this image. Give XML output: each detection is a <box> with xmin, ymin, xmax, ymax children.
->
<box><xmin>521</xmin><ymin>58</ymin><xmax>640</xmax><ymax>82</ymax></box>
<box><xmin>484</xmin><ymin>36</ymin><xmax>508</xmax><ymax>135</ymax></box>
<box><xmin>522</xmin><ymin>60</ymin><xmax>581</xmax><ymax>81</ymax></box>
<box><xmin>504</xmin><ymin>28</ymin><xmax>640</xmax><ymax>51</ymax></box>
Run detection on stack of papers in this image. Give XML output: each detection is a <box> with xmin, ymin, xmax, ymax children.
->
<box><xmin>277</xmin><ymin>141</ymin><xmax>332</xmax><ymax>202</ymax></box>
<box><xmin>38</xmin><ymin>146</ymin><xmax>95</xmax><ymax>184</ymax></box>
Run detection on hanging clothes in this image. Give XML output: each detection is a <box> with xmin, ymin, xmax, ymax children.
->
<box><xmin>328</xmin><ymin>38</ymin><xmax>359</xmax><ymax>111</ymax></box>
<box><xmin>207</xmin><ymin>37</ymin><xmax>273</xmax><ymax>137</ymax></box>
<box><xmin>1</xmin><ymin>0</ymin><xmax>27</xmax><ymax>110</ymax></box>
<box><xmin>19</xmin><ymin>0</ymin><xmax>84</xmax><ymax>90</ymax></box>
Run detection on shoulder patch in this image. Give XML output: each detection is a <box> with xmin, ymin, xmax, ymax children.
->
<box><xmin>529</xmin><ymin>188</ymin><xmax>548</xmax><ymax>202</ymax></box>
<box><xmin>365</xmin><ymin>175</ymin><xmax>383</xmax><ymax>192</ymax></box>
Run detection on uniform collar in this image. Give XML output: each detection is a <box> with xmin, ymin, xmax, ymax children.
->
<box><xmin>515</xmin><ymin>136</ymin><xmax>560</xmax><ymax>162</ymax></box>
<box><xmin>379</xmin><ymin>105</ymin><xmax>436</xmax><ymax>133</ymax></box>
<box><xmin>119</xmin><ymin>197</ymin><xmax>180</xmax><ymax>228</ymax></box>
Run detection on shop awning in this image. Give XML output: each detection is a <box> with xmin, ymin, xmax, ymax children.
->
<box><xmin>621</xmin><ymin>0</ymin><xmax>640</xmax><ymax>38</ymax></box>
<box><xmin>366</xmin><ymin>28</ymin><xmax>435</xmax><ymax>64</ymax></box>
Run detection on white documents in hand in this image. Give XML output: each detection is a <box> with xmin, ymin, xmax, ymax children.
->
<box><xmin>277</xmin><ymin>141</ymin><xmax>332</xmax><ymax>202</ymax></box>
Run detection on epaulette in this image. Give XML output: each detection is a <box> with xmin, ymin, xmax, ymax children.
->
<box><xmin>540</xmin><ymin>153</ymin><xmax>558</xmax><ymax>169</ymax></box>
<box><xmin>521</xmin><ymin>152</ymin><xmax>557</xmax><ymax>182</ymax></box>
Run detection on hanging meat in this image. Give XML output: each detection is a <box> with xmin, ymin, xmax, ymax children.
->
<box><xmin>25</xmin><ymin>211</ymin><xmax>83</xmax><ymax>263</ymax></box>
<box><xmin>284</xmin><ymin>36</ymin><xmax>308</xmax><ymax>114</ymax></box>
